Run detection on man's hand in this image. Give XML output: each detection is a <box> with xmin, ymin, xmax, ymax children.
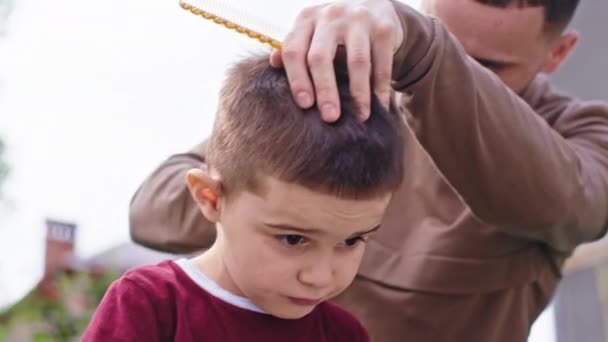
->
<box><xmin>270</xmin><ymin>0</ymin><xmax>404</xmax><ymax>122</ymax></box>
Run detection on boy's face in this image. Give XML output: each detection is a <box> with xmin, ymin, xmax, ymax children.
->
<box><xmin>188</xmin><ymin>171</ymin><xmax>391</xmax><ymax>319</ymax></box>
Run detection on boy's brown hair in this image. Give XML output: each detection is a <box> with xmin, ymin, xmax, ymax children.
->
<box><xmin>207</xmin><ymin>54</ymin><xmax>405</xmax><ymax>199</ymax></box>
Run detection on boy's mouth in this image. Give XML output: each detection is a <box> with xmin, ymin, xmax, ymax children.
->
<box><xmin>287</xmin><ymin>296</ymin><xmax>322</xmax><ymax>306</ymax></box>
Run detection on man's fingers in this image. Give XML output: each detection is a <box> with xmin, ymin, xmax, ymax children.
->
<box><xmin>279</xmin><ymin>1</ymin><xmax>401</xmax><ymax>120</ymax></box>
<box><xmin>269</xmin><ymin>50</ymin><xmax>283</xmax><ymax>68</ymax></box>
<box><xmin>371</xmin><ymin>19</ymin><xmax>397</xmax><ymax>110</ymax></box>
<box><xmin>281</xmin><ymin>7</ymin><xmax>318</xmax><ymax>109</ymax></box>
<box><xmin>307</xmin><ymin>4</ymin><xmax>348</xmax><ymax>122</ymax></box>
<box><xmin>346</xmin><ymin>7</ymin><xmax>372</xmax><ymax>121</ymax></box>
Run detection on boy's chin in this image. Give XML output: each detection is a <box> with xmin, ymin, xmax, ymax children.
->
<box><xmin>264</xmin><ymin>303</ymin><xmax>318</xmax><ymax>320</ymax></box>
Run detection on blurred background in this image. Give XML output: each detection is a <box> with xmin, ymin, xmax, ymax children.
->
<box><xmin>0</xmin><ymin>0</ymin><xmax>605</xmax><ymax>340</ymax></box>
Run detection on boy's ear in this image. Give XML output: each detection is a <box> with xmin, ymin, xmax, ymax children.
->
<box><xmin>185</xmin><ymin>168</ymin><xmax>223</xmax><ymax>223</ymax></box>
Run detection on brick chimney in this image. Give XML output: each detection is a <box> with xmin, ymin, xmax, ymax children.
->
<box><xmin>41</xmin><ymin>219</ymin><xmax>76</xmax><ymax>299</ymax></box>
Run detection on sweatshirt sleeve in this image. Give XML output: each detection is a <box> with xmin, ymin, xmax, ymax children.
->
<box><xmin>129</xmin><ymin>141</ymin><xmax>217</xmax><ymax>253</ymax></box>
<box><xmin>389</xmin><ymin>1</ymin><xmax>608</xmax><ymax>253</ymax></box>
<box><xmin>82</xmin><ymin>278</ymin><xmax>163</xmax><ymax>342</ymax></box>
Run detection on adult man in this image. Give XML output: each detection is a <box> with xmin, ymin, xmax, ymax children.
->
<box><xmin>130</xmin><ymin>0</ymin><xmax>608</xmax><ymax>340</ymax></box>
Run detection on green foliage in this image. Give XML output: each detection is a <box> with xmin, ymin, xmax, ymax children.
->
<box><xmin>0</xmin><ymin>269</ymin><xmax>120</xmax><ymax>341</ymax></box>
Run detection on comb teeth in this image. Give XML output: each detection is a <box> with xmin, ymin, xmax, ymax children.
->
<box><xmin>179</xmin><ymin>0</ymin><xmax>285</xmax><ymax>50</ymax></box>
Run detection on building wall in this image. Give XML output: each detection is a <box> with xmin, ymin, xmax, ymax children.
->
<box><xmin>552</xmin><ymin>2</ymin><xmax>608</xmax><ymax>341</ymax></box>
<box><xmin>550</xmin><ymin>1</ymin><xmax>608</xmax><ymax>101</ymax></box>
<box><xmin>555</xmin><ymin>266</ymin><xmax>606</xmax><ymax>342</ymax></box>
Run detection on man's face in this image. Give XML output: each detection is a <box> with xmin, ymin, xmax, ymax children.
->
<box><xmin>423</xmin><ymin>0</ymin><xmax>560</xmax><ymax>93</ymax></box>
<box><xmin>217</xmin><ymin>177</ymin><xmax>391</xmax><ymax>319</ymax></box>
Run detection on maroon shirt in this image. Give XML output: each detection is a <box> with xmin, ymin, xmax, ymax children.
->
<box><xmin>83</xmin><ymin>260</ymin><xmax>369</xmax><ymax>342</ymax></box>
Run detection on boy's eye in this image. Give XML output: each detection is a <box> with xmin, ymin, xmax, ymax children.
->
<box><xmin>340</xmin><ymin>236</ymin><xmax>365</xmax><ymax>247</ymax></box>
<box><xmin>278</xmin><ymin>235</ymin><xmax>308</xmax><ymax>246</ymax></box>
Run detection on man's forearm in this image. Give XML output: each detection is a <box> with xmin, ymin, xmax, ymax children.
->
<box><xmin>390</xmin><ymin>2</ymin><xmax>608</xmax><ymax>252</ymax></box>
<box><xmin>129</xmin><ymin>142</ymin><xmax>216</xmax><ymax>253</ymax></box>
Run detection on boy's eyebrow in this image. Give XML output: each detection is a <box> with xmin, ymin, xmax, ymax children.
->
<box><xmin>265</xmin><ymin>223</ymin><xmax>381</xmax><ymax>237</ymax></box>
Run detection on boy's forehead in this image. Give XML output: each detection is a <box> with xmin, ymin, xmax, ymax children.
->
<box><xmin>262</xmin><ymin>176</ymin><xmax>388</xmax><ymax>206</ymax></box>
<box><xmin>243</xmin><ymin>176</ymin><xmax>390</xmax><ymax>232</ymax></box>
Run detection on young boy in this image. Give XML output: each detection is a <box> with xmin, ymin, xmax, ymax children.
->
<box><xmin>83</xmin><ymin>54</ymin><xmax>405</xmax><ymax>341</ymax></box>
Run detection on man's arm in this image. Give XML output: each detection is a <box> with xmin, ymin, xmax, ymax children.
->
<box><xmin>129</xmin><ymin>142</ymin><xmax>216</xmax><ymax>253</ymax></box>
<box><xmin>391</xmin><ymin>2</ymin><xmax>608</xmax><ymax>253</ymax></box>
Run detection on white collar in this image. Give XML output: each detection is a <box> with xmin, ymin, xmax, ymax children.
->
<box><xmin>175</xmin><ymin>258</ymin><xmax>267</xmax><ymax>314</ymax></box>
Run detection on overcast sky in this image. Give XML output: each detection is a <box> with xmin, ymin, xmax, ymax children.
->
<box><xmin>0</xmin><ymin>0</ymin><xmax>553</xmax><ymax>340</ymax></box>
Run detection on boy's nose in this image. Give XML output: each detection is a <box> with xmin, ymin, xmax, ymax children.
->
<box><xmin>297</xmin><ymin>260</ymin><xmax>335</xmax><ymax>289</ymax></box>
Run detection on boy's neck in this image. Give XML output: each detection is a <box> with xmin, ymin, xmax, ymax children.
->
<box><xmin>191</xmin><ymin>242</ymin><xmax>246</xmax><ymax>298</ymax></box>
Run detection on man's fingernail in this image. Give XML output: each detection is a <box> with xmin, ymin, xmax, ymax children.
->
<box><xmin>322</xmin><ymin>104</ymin><xmax>337</xmax><ymax>120</ymax></box>
<box><xmin>361</xmin><ymin>105</ymin><xmax>370</xmax><ymax>117</ymax></box>
<box><xmin>297</xmin><ymin>92</ymin><xmax>312</xmax><ymax>107</ymax></box>
<box><xmin>381</xmin><ymin>93</ymin><xmax>391</xmax><ymax>110</ymax></box>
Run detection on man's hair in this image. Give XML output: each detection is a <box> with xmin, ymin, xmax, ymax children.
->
<box><xmin>475</xmin><ymin>0</ymin><xmax>579</xmax><ymax>33</ymax></box>
<box><xmin>207</xmin><ymin>54</ymin><xmax>405</xmax><ymax>200</ymax></box>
